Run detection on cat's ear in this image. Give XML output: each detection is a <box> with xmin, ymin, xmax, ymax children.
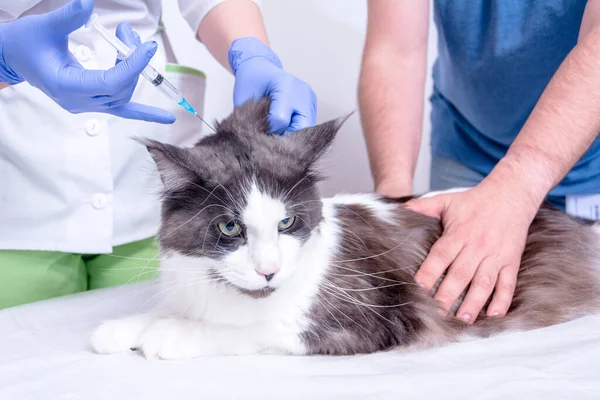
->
<box><xmin>284</xmin><ymin>113</ymin><xmax>352</xmax><ymax>168</ymax></box>
<box><xmin>138</xmin><ymin>139</ymin><xmax>199</xmax><ymax>191</ymax></box>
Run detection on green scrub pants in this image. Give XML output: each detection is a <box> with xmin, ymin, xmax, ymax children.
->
<box><xmin>0</xmin><ymin>237</ymin><xmax>159</xmax><ymax>310</ymax></box>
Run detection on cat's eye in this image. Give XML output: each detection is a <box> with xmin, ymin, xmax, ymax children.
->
<box><xmin>278</xmin><ymin>216</ymin><xmax>296</xmax><ymax>231</ymax></box>
<box><xmin>218</xmin><ymin>221</ymin><xmax>242</xmax><ymax>237</ymax></box>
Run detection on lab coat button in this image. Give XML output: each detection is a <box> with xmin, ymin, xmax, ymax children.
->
<box><xmin>91</xmin><ymin>194</ymin><xmax>108</xmax><ymax>210</ymax></box>
<box><xmin>74</xmin><ymin>45</ymin><xmax>92</xmax><ymax>62</ymax></box>
<box><xmin>85</xmin><ymin>119</ymin><xmax>102</xmax><ymax>136</ymax></box>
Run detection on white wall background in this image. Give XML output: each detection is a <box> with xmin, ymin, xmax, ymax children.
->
<box><xmin>161</xmin><ymin>0</ymin><xmax>438</xmax><ymax>196</ymax></box>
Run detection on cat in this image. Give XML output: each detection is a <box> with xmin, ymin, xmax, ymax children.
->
<box><xmin>91</xmin><ymin>98</ymin><xmax>600</xmax><ymax>359</ymax></box>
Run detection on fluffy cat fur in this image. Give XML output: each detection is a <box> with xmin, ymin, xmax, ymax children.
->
<box><xmin>91</xmin><ymin>99</ymin><xmax>600</xmax><ymax>359</ymax></box>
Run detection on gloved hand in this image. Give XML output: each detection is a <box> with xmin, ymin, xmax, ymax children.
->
<box><xmin>0</xmin><ymin>0</ymin><xmax>175</xmax><ymax>124</ymax></box>
<box><xmin>228</xmin><ymin>37</ymin><xmax>317</xmax><ymax>135</ymax></box>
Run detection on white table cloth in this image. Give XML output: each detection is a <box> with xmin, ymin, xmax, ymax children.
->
<box><xmin>1</xmin><ymin>281</ymin><xmax>599</xmax><ymax>399</ymax></box>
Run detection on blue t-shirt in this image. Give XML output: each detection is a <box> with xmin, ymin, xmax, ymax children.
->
<box><xmin>431</xmin><ymin>0</ymin><xmax>600</xmax><ymax>196</ymax></box>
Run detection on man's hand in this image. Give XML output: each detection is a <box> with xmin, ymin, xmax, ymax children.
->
<box><xmin>403</xmin><ymin>0</ymin><xmax>600</xmax><ymax>324</ymax></box>
<box><xmin>406</xmin><ymin>182</ymin><xmax>539</xmax><ymax>323</ymax></box>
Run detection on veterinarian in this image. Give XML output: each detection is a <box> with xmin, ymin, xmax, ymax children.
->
<box><xmin>0</xmin><ymin>0</ymin><xmax>316</xmax><ymax>309</ymax></box>
<box><xmin>359</xmin><ymin>1</ymin><xmax>600</xmax><ymax>323</ymax></box>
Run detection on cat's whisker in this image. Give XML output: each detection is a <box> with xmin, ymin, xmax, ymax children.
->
<box><xmin>319</xmin><ymin>284</ymin><xmax>397</xmax><ymax>326</ymax></box>
<box><xmin>286</xmin><ymin>199</ymin><xmax>324</xmax><ymax>207</ymax></box>
<box><xmin>330</xmin><ymin>264</ymin><xmax>415</xmax><ymax>284</ymax></box>
<box><xmin>188</xmin><ymin>180</ymin><xmax>236</xmax><ymax>210</ymax></box>
<box><xmin>335</xmin><ymin>204</ymin><xmax>376</xmax><ymax>229</ymax></box>
<box><xmin>288</xmin><ymin>201</ymin><xmax>379</xmax><ymax>230</ymax></box>
<box><xmin>174</xmin><ymin>181</ymin><xmax>237</xmax><ymax>222</ymax></box>
<box><xmin>292</xmin><ymin>215</ymin><xmax>314</xmax><ymax>239</ymax></box>
<box><xmin>289</xmin><ymin>204</ymin><xmax>312</xmax><ymax>227</ymax></box>
<box><xmin>286</xmin><ymin>185</ymin><xmax>317</xmax><ymax>202</ymax></box>
<box><xmin>98</xmin><ymin>266</ymin><xmax>159</xmax><ymax>272</ymax></box>
<box><xmin>321</xmin><ymin>284</ymin><xmax>406</xmax><ymax>330</ymax></box>
<box><xmin>126</xmin><ymin>275</ymin><xmax>226</xmax><ymax>301</ymax></box>
<box><xmin>317</xmin><ymin>292</ymin><xmax>371</xmax><ymax>334</ymax></box>
<box><xmin>327</xmin><ymin>272</ymin><xmax>419</xmax><ymax>285</ymax></box>
<box><xmin>120</xmin><ymin>274</ymin><xmax>175</xmax><ymax>302</ymax></box>
<box><xmin>314</xmin><ymin>297</ymin><xmax>349</xmax><ymax>337</ymax></box>
<box><xmin>206</xmin><ymin>180</ymin><xmax>240</xmax><ymax>209</ymax></box>
<box><xmin>321</xmin><ymin>279</ymin><xmax>413</xmax><ymax>309</ymax></box>
<box><xmin>123</xmin><ymin>281</ymin><xmax>165</xmax><ymax>303</ymax></box>
<box><xmin>124</xmin><ymin>245</ymin><xmax>233</xmax><ymax>297</ymax></box>
<box><xmin>98</xmin><ymin>264</ymin><xmax>207</xmax><ymax>272</ymax></box>
<box><xmin>281</xmin><ymin>176</ymin><xmax>309</xmax><ymax>202</ymax></box>
<box><xmin>331</xmin><ymin>281</ymin><xmax>418</xmax><ymax>292</ymax></box>
<box><xmin>95</xmin><ymin>253</ymin><xmax>202</xmax><ymax>263</ymax></box>
<box><xmin>320</xmin><ymin>281</ymin><xmax>372</xmax><ymax>313</ymax></box>
<box><xmin>328</xmin><ymin>262</ymin><xmax>421</xmax><ymax>276</ymax></box>
<box><xmin>101</xmin><ymin>254</ymin><xmax>161</xmax><ymax>262</ymax></box>
<box><xmin>221</xmin><ymin>269</ymin><xmax>245</xmax><ymax>278</ymax></box>
<box><xmin>135</xmin><ymin>277</ymin><xmax>227</xmax><ymax>312</ymax></box>
<box><xmin>201</xmin><ymin>213</ymin><xmax>235</xmax><ymax>253</ymax></box>
<box><xmin>328</xmin><ymin>261</ymin><xmax>422</xmax><ymax>278</ymax></box>
<box><xmin>136</xmin><ymin>272</ymin><xmax>230</xmax><ymax>302</ymax></box>
<box><xmin>347</xmin><ymin>293</ymin><xmax>370</xmax><ymax>326</ymax></box>
<box><xmin>96</xmin><ymin>270</ymin><xmax>161</xmax><ymax>282</ymax></box>
<box><xmin>337</xmin><ymin>226</ymin><xmax>369</xmax><ymax>250</ymax></box>
<box><xmin>167</xmin><ymin>203</ymin><xmax>233</xmax><ymax>236</ymax></box>
<box><xmin>126</xmin><ymin>247</ymin><xmax>171</xmax><ymax>289</ymax></box>
<box><xmin>332</xmin><ymin>230</ymin><xmax>414</xmax><ymax>264</ymax></box>
<box><xmin>212</xmin><ymin>217</ymin><xmax>236</xmax><ymax>252</ymax></box>
<box><xmin>98</xmin><ymin>255</ymin><xmax>245</xmax><ymax>265</ymax></box>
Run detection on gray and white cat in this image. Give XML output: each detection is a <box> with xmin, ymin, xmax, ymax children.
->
<box><xmin>92</xmin><ymin>99</ymin><xmax>600</xmax><ymax>359</ymax></box>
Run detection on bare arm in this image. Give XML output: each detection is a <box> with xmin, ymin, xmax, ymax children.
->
<box><xmin>483</xmin><ymin>0</ymin><xmax>600</xmax><ymax>209</ymax></box>
<box><xmin>0</xmin><ymin>82</ymin><xmax>8</xmax><ymax>90</ymax></box>
<box><xmin>358</xmin><ymin>0</ymin><xmax>429</xmax><ymax>196</ymax></box>
<box><xmin>196</xmin><ymin>0</ymin><xmax>268</xmax><ymax>71</ymax></box>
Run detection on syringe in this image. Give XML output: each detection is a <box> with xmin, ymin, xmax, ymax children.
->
<box><xmin>85</xmin><ymin>13</ymin><xmax>214</xmax><ymax>131</ymax></box>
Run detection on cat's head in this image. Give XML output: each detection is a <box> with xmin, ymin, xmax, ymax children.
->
<box><xmin>143</xmin><ymin>98</ymin><xmax>347</xmax><ymax>298</ymax></box>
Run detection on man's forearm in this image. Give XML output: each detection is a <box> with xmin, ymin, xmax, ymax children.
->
<box><xmin>359</xmin><ymin>50</ymin><xmax>427</xmax><ymax>195</ymax></box>
<box><xmin>485</xmin><ymin>22</ymin><xmax>600</xmax><ymax>211</ymax></box>
<box><xmin>358</xmin><ymin>0</ymin><xmax>429</xmax><ymax>196</ymax></box>
<box><xmin>196</xmin><ymin>0</ymin><xmax>268</xmax><ymax>71</ymax></box>
<box><xmin>0</xmin><ymin>82</ymin><xmax>8</xmax><ymax>90</ymax></box>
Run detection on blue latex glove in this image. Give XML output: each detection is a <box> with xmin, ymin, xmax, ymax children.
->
<box><xmin>228</xmin><ymin>37</ymin><xmax>317</xmax><ymax>135</ymax></box>
<box><xmin>0</xmin><ymin>0</ymin><xmax>175</xmax><ymax>124</ymax></box>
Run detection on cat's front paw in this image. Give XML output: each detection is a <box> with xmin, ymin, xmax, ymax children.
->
<box><xmin>91</xmin><ymin>314</ymin><xmax>157</xmax><ymax>355</ymax></box>
<box><xmin>92</xmin><ymin>317</ymin><xmax>267</xmax><ymax>359</ymax></box>
<box><xmin>136</xmin><ymin>318</ymin><xmax>202</xmax><ymax>360</ymax></box>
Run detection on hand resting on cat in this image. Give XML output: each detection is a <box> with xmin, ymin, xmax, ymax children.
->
<box><xmin>91</xmin><ymin>99</ymin><xmax>600</xmax><ymax>359</ymax></box>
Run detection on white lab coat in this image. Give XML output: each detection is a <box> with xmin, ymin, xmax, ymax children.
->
<box><xmin>0</xmin><ymin>0</ymin><xmax>223</xmax><ymax>253</ymax></box>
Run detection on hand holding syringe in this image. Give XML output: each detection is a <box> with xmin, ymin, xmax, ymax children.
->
<box><xmin>86</xmin><ymin>13</ymin><xmax>213</xmax><ymax>130</ymax></box>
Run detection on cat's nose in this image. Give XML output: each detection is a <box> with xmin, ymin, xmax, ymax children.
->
<box><xmin>255</xmin><ymin>266</ymin><xmax>279</xmax><ymax>282</ymax></box>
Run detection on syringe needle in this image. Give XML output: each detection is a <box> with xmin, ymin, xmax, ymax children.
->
<box><xmin>194</xmin><ymin>113</ymin><xmax>215</xmax><ymax>131</ymax></box>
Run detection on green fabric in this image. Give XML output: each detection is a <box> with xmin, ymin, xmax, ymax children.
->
<box><xmin>165</xmin><ymin>63</ymin><xmax>206</xmax><ymax>79</ymax></box>
<box><xmin>0</xmin><ymin>237</ymin><xmax>159</xmax><ymax>310</ymax></box>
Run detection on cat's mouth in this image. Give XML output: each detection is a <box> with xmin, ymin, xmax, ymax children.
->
<box><xmin>236</xmin><ymin>287</ymin><xmax>276</xmax><ymax>299</ymax></box>
<box><xmin>211</xmin><ymin>269</ymin><xmax>278</xmax><ymax>299</ymax></box>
